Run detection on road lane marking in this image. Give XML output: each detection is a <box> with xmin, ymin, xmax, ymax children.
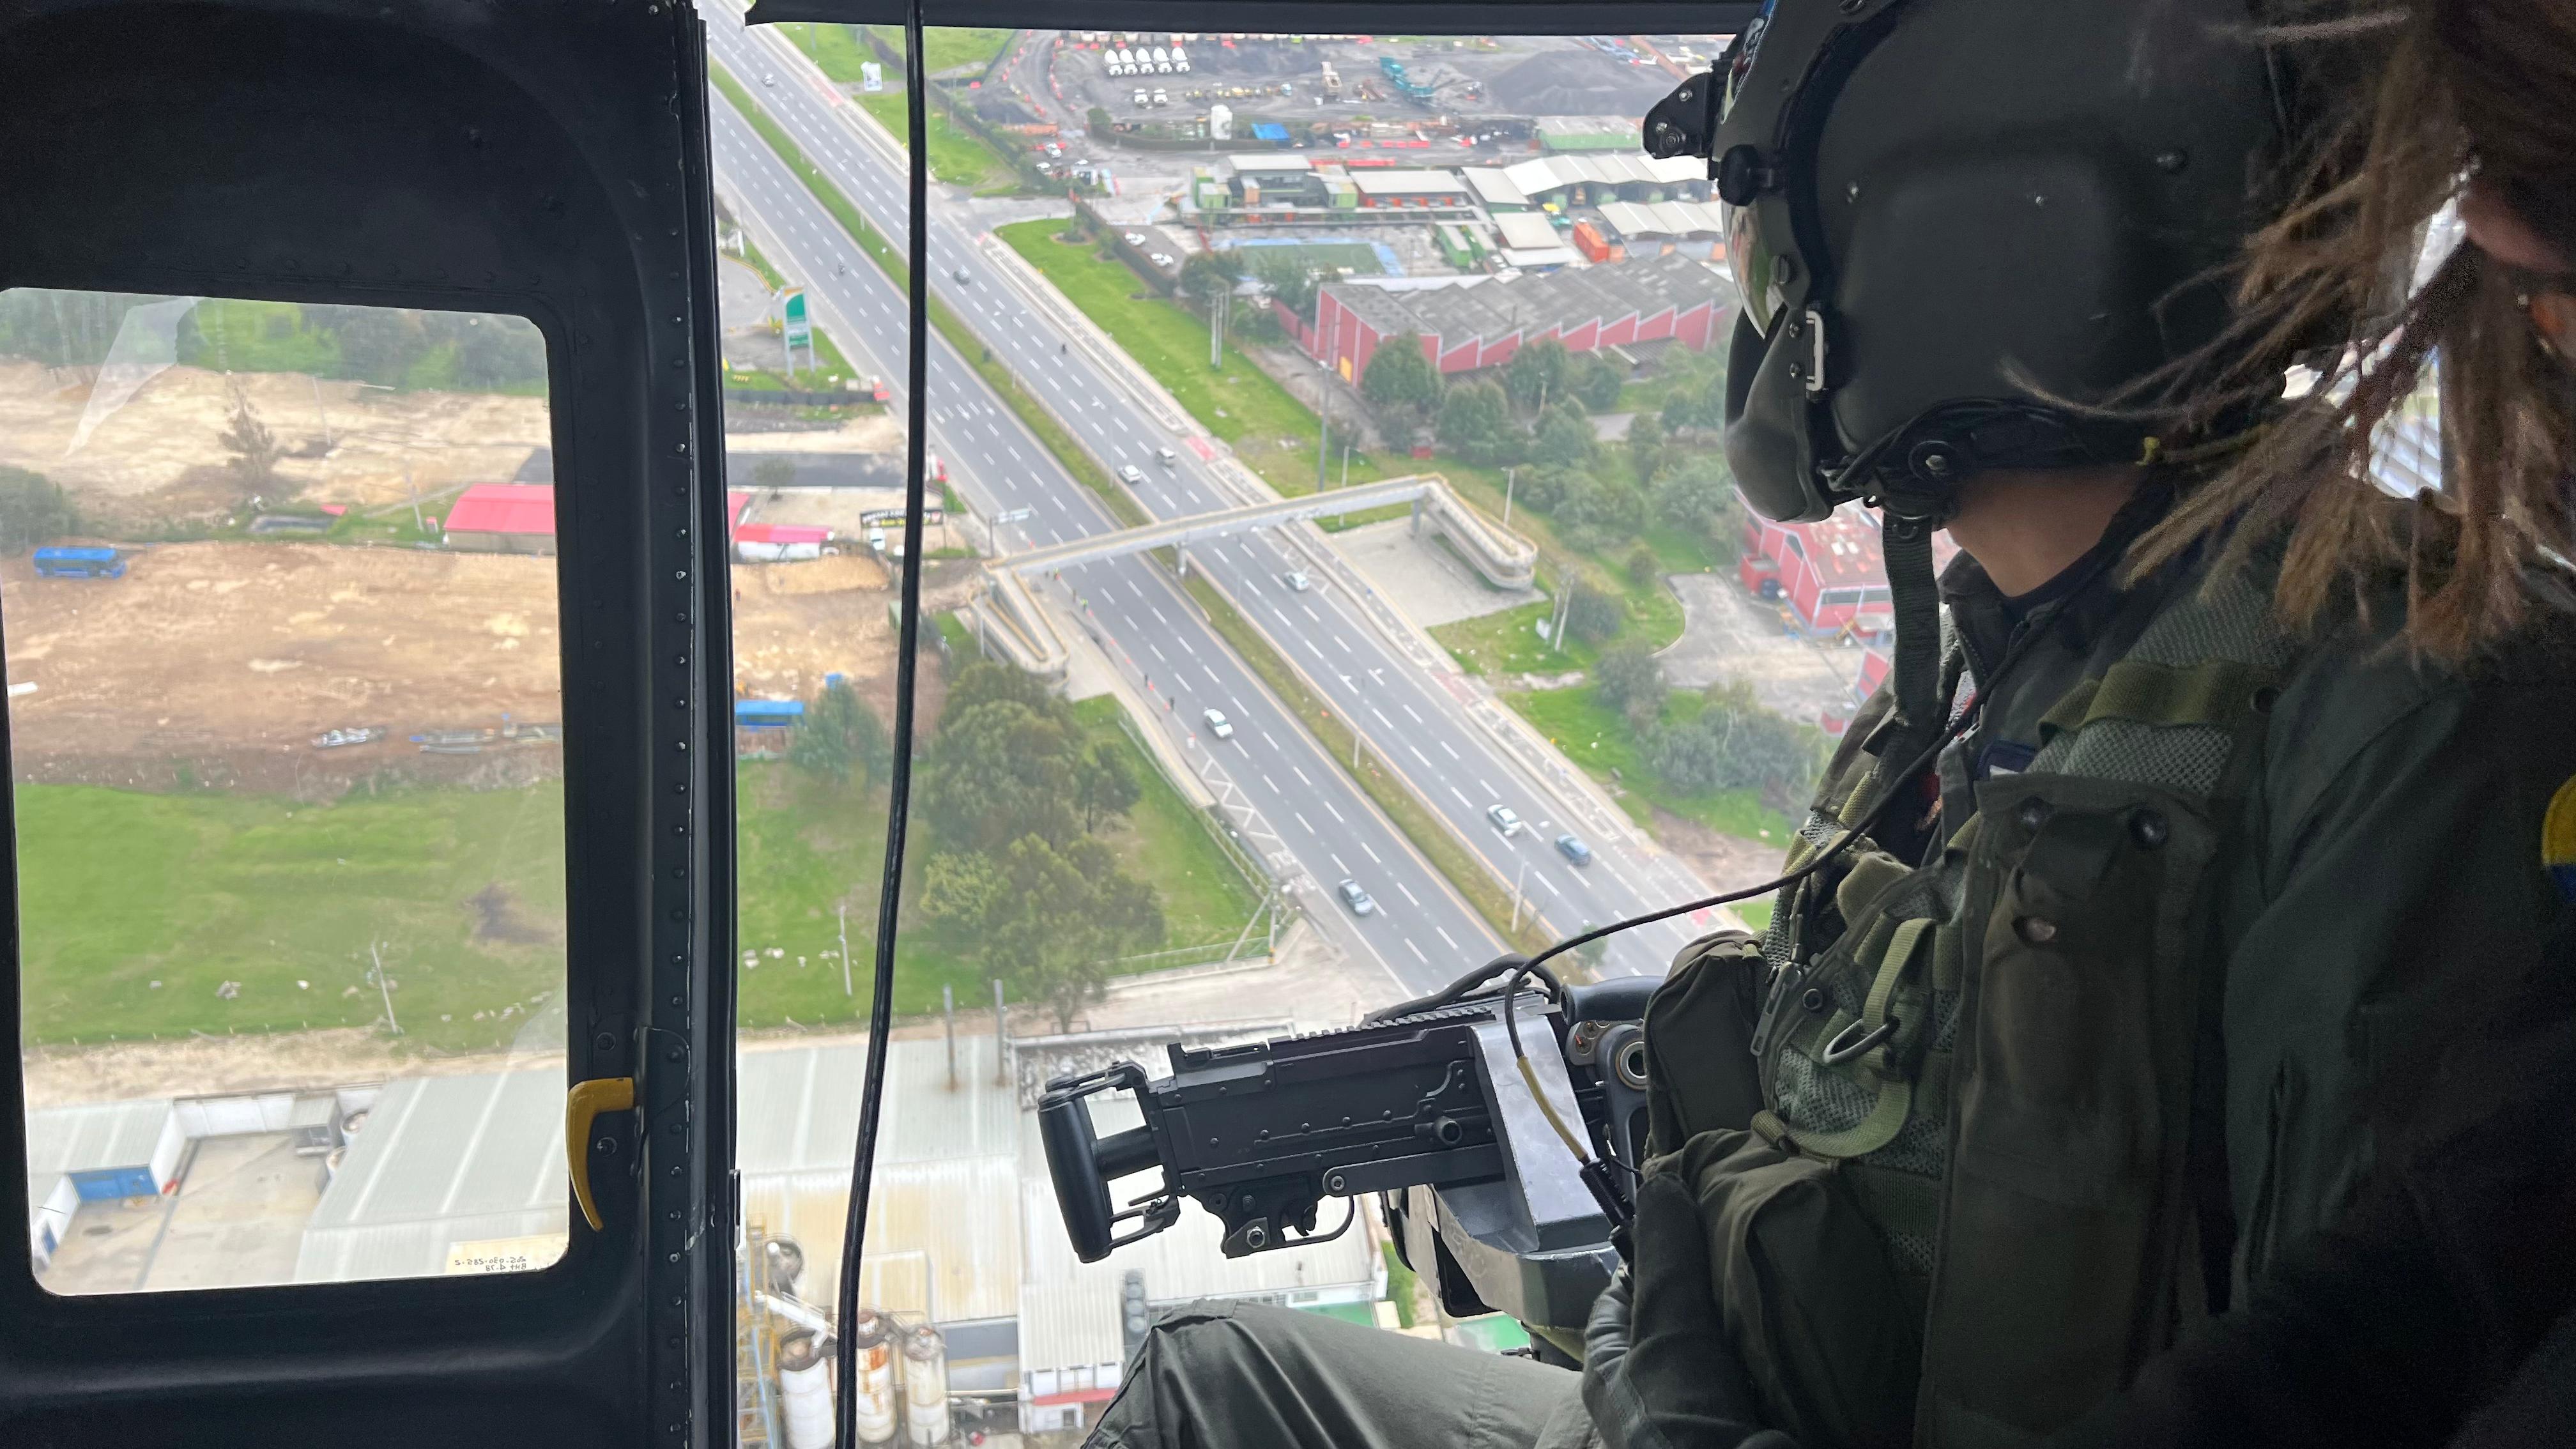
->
<box><xmin>1296</xmin><ymin>812</ymin><xmax>1314</xmax><ymax>834</ymax></box>
<box><xmin>1323</xmin><ymin>801</ymin><xmax>1345</xmax><ymax>823</ymax></box>
<box><xmin>1291</xmin><ymin>766</ymin><xmax>1313</xmax><ymax>786</ymax></box>
<box><xmin>1261</xmin><ymin>773</ymin><xmax>1280</xmax><ymax>793</ymax></box>
<box><xmin>1402</xmin><ymin>705</ymin><xmax>1423</xmax><ymax>724</ymax></box>
<box><xmin>1407</xmin><ymin>940</ymin><xmax>1427</xmax><ymax>963</ymax></box>
<box><xmin>1448</xmin><ymin>785</ymin><xmax>1472</xmax><ymax>807</ymax></box>
<box><xmin>1261</xmin><ymin>730</ymin><xmax>1279</xmax><ymax>748</ymax></box>
<box><xmin>1361</xmin><ymin>842</ymin><xmax>1381</xmax><ymax>864</ymax></box>
<box><xmin>1397</xmin><ymin>882</ymin><xmax>1421</xmax><ymax>906</ymax></box>
<box><xmin>1436</xmin><ymin>927</ymin><xmax>1459</xmax><ymax>950</ymax></box>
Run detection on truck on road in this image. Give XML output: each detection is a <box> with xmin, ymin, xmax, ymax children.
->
<box><xmin>32</xmin><ymin>546</ymin><xmax>123</xmax><ymax>579</ymax></box>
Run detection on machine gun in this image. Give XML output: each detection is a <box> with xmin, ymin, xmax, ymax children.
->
<box><xmin>1038</xmin><ymin>974</ymin><xmax>1656</xmax><ymax>1330</ymax></box>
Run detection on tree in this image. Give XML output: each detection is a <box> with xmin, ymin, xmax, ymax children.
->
<box><xmin>1593</xmin><ymin>644</ymin><xmax>1665</xmax><ymax>730</ymax></box>
<box><xmin>1533</xmin><ymin>401</ymin><xmax>1597</xmax><ymax>469</ymax></box>
<box><xmin>1074</xmin><ymin>740</ymin><xmax>1140</xmax><ymax>832</ymax></box>
<box><xmin>1570</xmin><ymin>353</ymin><xmax>1624</xmax><ymax>411</ymax></box>
<box><xmin>1660</xmin><ymin>353</ymin><xmax>1730</xmax><ymax>433</ymax></box>
<box><xmin>1565</xmin><ymin>584</ymin><xmax>1623</xmax><ymax>645</ymax></box>
<box><xmin>1651</xmin><ymin>451</ymin><xmax>1749</xmax><ymax>557</ymax></box>
<box><xmin>454</xmin><ymin>314</ymin><xmax>548</xmax><ymax>391</ymax></box>
<box><xmin>1436</xmin><ymin>379</ymin><xmax>1514</xmax><ymax>464</ymax></box>
<box><xmin>1360</xmin><ymin>330</ymin><xmax>1442</xmax><ymax>429</ymax></box>
<box><xmin>1626</xmin><ymin>411</ymin><xmax>1669</xmax><ymax>485</ymax></box>
<box><xmin>221</xmin><ymin>396</ymin><xmax>283</xmax><ymax>493</ymax></box>
<box><xmin>751</xmin><ymin>457</ymin><xmax>797</xmax><ymax>491</ymax></box>
<box><xmin>1254</xmin><ymin>252</ymin><xmax>1320</xmax><ymax>325</ymax></box>
<box><xmin>0</xmin><ymin>468</ymin><xmax>73</xmax><ymax>556</ymax></box>
<box><xmin>790</xmin><ymin>678</ymin><xmax>891</xmax><ymax>787</ymax></box>
<box><xmin>945</xmin><ymin>659</ymin><xmax>1055</xmax><ymax>717</ymax></box>
<box><xmin>1623</xmin><ymin>542</ymin><xmax>1660</xmax><ymax>586</ymax></box>
<box><xmin>924</xmin><ymin>833</ymin><xmax>1166</xmax><ymax>1032</ymax></box>
<box><xmin>1553</xmin><ymin>472</ymin><xmax>1643</xmax><ymax>549</ymax></box>
<box><xmin>319</xmin><ymin>306</ymin><xmax>430</xmax><ymax>387</ymax></box>
<box><xmin>916</xmin><ymin>697</ymin><xmax>1082</xmax><ymax>852</ymax></box>
<box><xmin>1646</xmin><ymin>679</ymin><xmax>1827</xmax><ymax>806</ymax></box>
<box><xmin>1505</xmin><ymin>337</ymin><xmax>1570</xmax><ymax>414</ymax></box>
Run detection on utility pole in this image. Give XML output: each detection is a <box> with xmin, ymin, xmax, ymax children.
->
<box><xmin>310</xmin><ymin>375</ymin><xmax>333</xmax><ymax>454</ymax></box>
<box><xmin>1510</xmin><ymin>859</ymin><xmax>1528</xmax><ymax>931</ymax></box>
<box><xmin>992</xmin><ymin>980</ymin><xmax>1009</xmax><ymax>1084</ymax></box>
<box><xmin>404</xmin><ymin>464</ymin><xmax>423</xmax><ymax>535</ymax></box>
<box><xmin>1315</xmin><ymin>364</ymin><xmax>1332</xmax><ymax>491</ymax></box>
<box><xmin>369</xmin><ymin>940</ymin><xmax>401</xmax><ymax>1037</ymax></box>
<box><xmin>942</xmin><ymin>984</ymin><xmax>958</xmax><ymax>1089</ymax></box>
<box><xmin>1341</xmin><ymin>441</ymin><xmax>1351</xmax><ymax>487</ymax></box>
<box><xmin>1209</xmin><ymin>279</ymin><xmax>1225</xmax><ymax>369</ymax></box>
<box><xmin>838</xmin><ymin>903</ymin><xmax>853</xmax><ymax>998</ymax></box>
<box><xmin>1503</xmin><ymin>466</ymin><xmax>1517</xmax><ymax>527</ymax></box>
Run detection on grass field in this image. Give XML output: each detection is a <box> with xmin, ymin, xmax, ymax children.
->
<box><xmin>1504</xmin><ymin>684</ymin><xmax>1791</xmax><ymax>841</ymax></box>
<box><xmin>997</xmin><ymin>219</ymin><xmax>1347</xmax><ymax>497</ymax></box>
<box><xmin>774</xmin><ymin>22</ymin><xmax>875</xmax><ymax>83</ymax></box>
<box><xmin>16</xmin><ymin>707</ymin><xmax>1261</xmax><ymax>1048</ymax></box>
<box><xmin>865</xmin><ymin>24</ymin><xmax>1015</xmax><ymax>78</ymax></box>
<box><xmin>855</xmin><ymin>90</ymin><xmax>1016</xmax><ymax>194</ymax></box>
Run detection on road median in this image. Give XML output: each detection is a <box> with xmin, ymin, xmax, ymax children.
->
<box><xmin>709</xmin><ymin>59</ymin><xmax>1150</xmax><ymax>530</ymax></box>
<box><xmin>1174</xmin><ymin>562</ymin><xmax>1556</xmax><ymax>960</ymax></box>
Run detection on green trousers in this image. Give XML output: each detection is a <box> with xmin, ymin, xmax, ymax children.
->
<box><xmin>1086</xmin><ymin>1300</ymin><xmax>1596</xmax><ymax>1449</ymax></box>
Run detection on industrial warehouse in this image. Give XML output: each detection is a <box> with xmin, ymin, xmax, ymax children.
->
<box><xmin>1286</xmin><ymin>249</ymin><xmax>1728</xmax><ymax>383</ymax></box>
<box><xmin>25</xmin><ymin>1023</ymin><xmax>1381</xmax><ymax>1442</ymax></box>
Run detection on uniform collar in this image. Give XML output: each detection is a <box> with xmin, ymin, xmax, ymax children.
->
<box><xmin>1939</xmin><ymin>475</ymin><xmax>2184</xmax><ymax>670</ymax></box>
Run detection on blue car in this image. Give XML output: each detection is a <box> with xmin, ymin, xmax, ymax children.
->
<box><xmin>1554</xmin><ymin>834</ymin><xmax>1593</xmax><ymax>867</ymax></box>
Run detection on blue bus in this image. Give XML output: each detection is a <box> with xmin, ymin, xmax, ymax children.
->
<box><xmin>32</xmin><ymin>546</ymin><xmax>123</xmax><ymax>579</ymax></box>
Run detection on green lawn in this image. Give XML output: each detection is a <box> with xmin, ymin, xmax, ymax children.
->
<box><xmin>716</xmin><ymin>245</ymin><xmax>864</xmax><ymax>388</ymax></box>
<box><xmin>1432</xmin><ymin>599</ymin><xmax>1581</xmax><ymax>678</ymax></box>
<box><xmin>856</xmin><ymin>90</ymin><xmax>1016</xmax><ymax>193</ymax></box>
<box><xmin>997</xmin><ymin>219</ymin><xmax>1345</xmax><ymax>497</ymax></box>
<box><xmin>1505</xmin><ymin>684</ymin><xmax>1791</xmax><ymax>842</ymax></box>
<box><xmin>17</xmin><ymin>705</ymin><xmax>1261</xmax><ymax>1048</ymax></box>
<box><xmin>1071</xmin><ymin>696</ymin><xmax>1262</xmax><ymax>945</ymax></box>
<box><xmin>866</xmin><ymin>24</ymin><xmax>1016</xmax><ymax>78</ymax></box>
<box><xmin>775</xmin><ymin>21</ymin><xmax>877</xmax><ymax>83</ymax></box>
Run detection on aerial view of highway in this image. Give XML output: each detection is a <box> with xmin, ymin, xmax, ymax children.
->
<box><xmin>700</xmin><ymin>12</ymin><xmax>1781</xmax><ymax>989</ymax></box>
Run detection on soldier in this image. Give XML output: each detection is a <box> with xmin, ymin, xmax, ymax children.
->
<box><xmin>1088</xmin><ymin>3</ymin><xmax>2576</xmax><ymax>1448</ymax></box>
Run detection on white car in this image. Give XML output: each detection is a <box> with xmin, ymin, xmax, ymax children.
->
<box><xmin>761</xmin><ymin>72</ymin><xmax>777</xmax><ymax>87</ymax></box>
<box><xmin>1154</xmin><ymin>447</ymin><xmax>1177</xmax><ymax>467</ymax></box>
<box><xmin>1118</xmin><ymin>463</ymin><xmax>1147</xmax><ymax>486</ymax></box>
<box><xmin>1123</xmin><ymin>231</ymin><xmax>1146</xmax><ymax>246</ymax></box>
<box><xmin>1284</xmin><ymin>571</ymin><xmax>1311</xmax><ymax>592</ymax></box>
<box><xmin>1202</xmin><ymin>707</ymin><xmax>1234</xmax><ymax>740</ymax></box>
<box><xmin>1487</xmin><ymin>803</ymin><xmax>1524</xmax><ymax>837</ymax></box>
<box><xmin>1337</xmin><ymin>878</ymin><xmax>1377</xmax><ymax>916</ymax></box>
<box><xmin>1149</xmin><ymin>252</ymin><xmax>1175</xmax><ymax>268</ymax></box>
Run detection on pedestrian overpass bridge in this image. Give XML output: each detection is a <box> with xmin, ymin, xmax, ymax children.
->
<box><xmin>965</xmin><ymin>474</ymin><xmax>1535</xmax><ymax>680</ymax></box>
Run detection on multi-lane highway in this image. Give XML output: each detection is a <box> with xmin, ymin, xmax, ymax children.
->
<box><xmin>703</xmin><ymin>12</ymin><xmax>1721</xmax><ymax>979</ymax></box>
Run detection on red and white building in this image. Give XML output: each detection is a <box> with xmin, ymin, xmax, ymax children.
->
<box><xmin>1285</xmin><ymin>250</ymin><xmax>1732</xmax><ymax>383</ymax></box>
<box><xmin>1735</xmin><ymin>504</ymin><xmax>1961</xmax><ymax>640</ymax></box>
<box><xmin>443</xmin><ymin>483</ymin><xmax>752</xmax><ymax>555</ymax></box>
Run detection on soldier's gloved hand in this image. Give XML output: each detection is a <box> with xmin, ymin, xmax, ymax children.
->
<box><xmin>1581</xmin><ymin>1169</ymin><xmax>1800</xmax><ymax>1449</ymax></box>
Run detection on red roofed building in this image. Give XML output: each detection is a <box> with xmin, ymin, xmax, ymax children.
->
<box><xmin>733</xmin><ymin>523</ymin><xmax>831</xmax><ymax>562</ymax></box>
<box><xmin>441</xmin><ymin>483</ymin><xmax>558</xmax><ymax>554</ymax></box>
<box><xmin>443</xmin><ymin>484</ymin><xmax>751</xmax><ymax>555</ymax></box>
<box><xmin>1736</xmin><ymin>505</ymin><xmax>1963</xmax><ymax>640</ymax></box>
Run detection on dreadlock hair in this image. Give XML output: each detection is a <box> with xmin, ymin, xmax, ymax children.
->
<box><xmin>2131</xmin><ymin>0</ymin><xmax>2576</xmax><ymax>663</ymax></box>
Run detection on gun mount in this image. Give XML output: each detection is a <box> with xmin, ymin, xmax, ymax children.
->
<box><xmin>1038</xmin><ymin>977</ymin><xmax>1655</xmax><ymax>1329</ymax></box>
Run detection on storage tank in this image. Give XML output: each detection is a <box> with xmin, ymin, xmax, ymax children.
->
<box><xmin>900</xmin><ymin>1324</ymin><xmax>949</xmax><ymax>1446</ymax></box>
<box><xmin>776</xmin><ymin>1330</ymin><xmax>836</xmax><ymax>1449</ymax></box>
<box><xmin>764</xmin><ymin>1236</ymin><xmax>807</xmax><ymax>1296</ymax></box>
<box><xmin>848</xmin><ymin>1308</ymin><xmax>900</xmax><ymax>1446</ymax></box>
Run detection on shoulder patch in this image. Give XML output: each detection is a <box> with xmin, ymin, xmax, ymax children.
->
<box><xmin>2546</xmin><ymin>776</ymin><xmax>2576</xmax><ymax>902</ymax></box>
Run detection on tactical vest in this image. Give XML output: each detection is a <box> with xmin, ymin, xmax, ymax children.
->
<box><xmin>1640</xmin><ymin>568</ymin><xmax>2299</xmax><ymax>1449</ymax></box>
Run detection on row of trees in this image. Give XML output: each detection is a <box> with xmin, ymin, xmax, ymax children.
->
<box><xmin>910</xmin><ymin>663</ymin><xmax>1162</xmax><ymax>1031</ymax></box>
<box><xmin>1591</xmin><ymin>644</ymin><xmax>1827</xmax><ymax>810</ymax></box>
<box><xmin>0</xmin><ymin>468</ymin><xmax>75</xmax><ymax>556</ymax></box>
<box><xmin>0</xmin><ymin>293</ymin><xmax>546</xmax><ymax>394</ymax></box>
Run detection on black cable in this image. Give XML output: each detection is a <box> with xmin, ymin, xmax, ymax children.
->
<box><xmin>836</xmin><ymin>6</ymin><xmax>928</xmax><ymax>1446</ymax></box>
<box><xmin>1494</xmin><ymin>533</ymin><xmax>2131</xmax><ymax>1108</ymax></box>
<box><xmin>1363</xmin><ymin>952</ymin><xmax>1563</xmax><ymax>1024</ymax></box>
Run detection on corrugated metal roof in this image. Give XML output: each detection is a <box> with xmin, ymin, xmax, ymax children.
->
<box><xmin>1462</xmin><ymin>167</ymin><xmax>1528</xmax><ymax>208</ymax></box>
<box><xmin>442</xmin><ymin>483</ymin><xmax>558</xmax><ymax>538</ymax></box>
<box><xmin>293</xmin><ymin>1070</ymin><xmax>565</xmax><ymax>1284</ymax></box>
<box><xmin>26</xmin><ymin>1098</ymin><xmax>172</xmax><ymax>1177</ymax></box>
<box><xmin>1494</xmin><ymin>212</ymin><xmax>1561</xmax><ymax>251</ymax></box>
<box><xmin>742</xmin><ymin>1155</ymin><xmax>1021</xmax><ymax>1326</ymax></box>
<box><xmin>735</xmin><ymin>1036</ymin><xmax>1021</xmax><ymax>1177</ymax></box>
<box><xmin>1351</xmin><ymin>169</ymin><xmax>1469</xmax><ymax>195</ymax></box>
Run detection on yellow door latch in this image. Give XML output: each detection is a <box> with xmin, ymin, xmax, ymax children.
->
<box><xmin>566</xmin><ymin>1076</ymin><xmax>636</xmax><ymax>1232</ymax></box>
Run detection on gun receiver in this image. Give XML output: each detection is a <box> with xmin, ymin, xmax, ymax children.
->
<box><xmin>1039</xmin><ymin>977</ymin><xmax>1656</xmax><ymax>1328</ymax></box>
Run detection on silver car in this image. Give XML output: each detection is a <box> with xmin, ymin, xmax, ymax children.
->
<box><xmin>1337</xmin><ymin>879</ymin><xmax>1376</xmax><ymax>916</ymax></box>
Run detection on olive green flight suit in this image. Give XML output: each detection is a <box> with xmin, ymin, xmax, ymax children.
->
<box><xmin>1085</xmin><ymin>518</ymin><xmax>2576</xmax><ymax>1449</ymax></box>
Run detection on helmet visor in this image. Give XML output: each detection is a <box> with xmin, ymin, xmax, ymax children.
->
<box><xmin>1715</xmin><ymin>4</ymin><xmax>1784</xmax><ymax>335</ymax></box>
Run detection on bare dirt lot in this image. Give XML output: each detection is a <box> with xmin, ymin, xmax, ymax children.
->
<box><xmin>0</xmin><ymin>360</ymin><xmax>551</xmax><ymax>528</ymax></box>
<box><xmin>3</xmin><ymin>540</ymin><xmax>978</xmax><ymax>793</ymax></box>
